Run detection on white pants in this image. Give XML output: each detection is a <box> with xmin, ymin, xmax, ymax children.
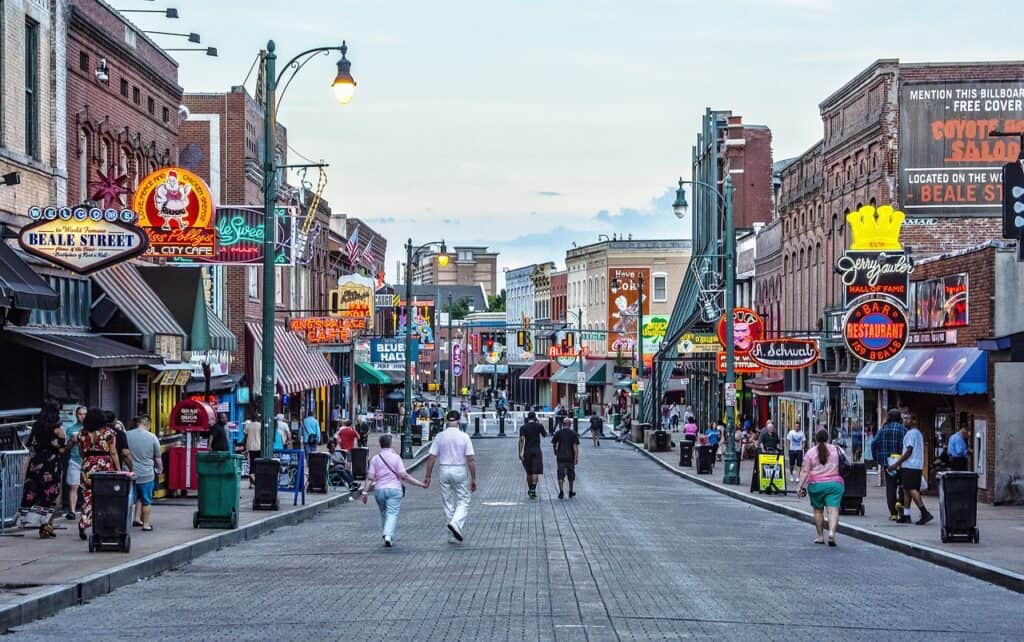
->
<box><xmin>439</xmin><ymin>465</ymin><xmax>471</xmax><ymax>532</ymax></box>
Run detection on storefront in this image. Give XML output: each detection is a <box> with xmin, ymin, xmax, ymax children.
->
<box><xmin>515</xmin><ymin>360</ymin><xmax>553</xmax><ymax>409</ymax></box>
<box><xmin>746</xmin><ymin>374</ymin><xmax>782</xmax><ymax>429</ymax></box>
<box><xmin>550</xmin><ymin>361</ymin><xmax>607</xmax><ymax>414</ymax></box>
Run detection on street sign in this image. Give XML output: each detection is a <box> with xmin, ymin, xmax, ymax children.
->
<box><xmin>680</xmin><ymin>377</ymin><xmax>689</xmax><ymax>386</ymax></box>
<box><xmin>452</xmin><ymin>343</ymin><xmax>463</xmax><ymax>377</ymax></box>
<box><xmin>725</xmin><ymin>383</ymin><xmax>737</xmax><ymax>407</ymax></box>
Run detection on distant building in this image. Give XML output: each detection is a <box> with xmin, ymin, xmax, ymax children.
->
<box><xmin>409</xmin><ymin>245</ymin><xmax>498</xmax><ymax>296</ymax></box>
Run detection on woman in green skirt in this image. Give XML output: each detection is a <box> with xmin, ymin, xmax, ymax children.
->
<box><xmin>796</xmin><ymin>429</ymin><xmax>846</xmax><ymax>546</ymax></box>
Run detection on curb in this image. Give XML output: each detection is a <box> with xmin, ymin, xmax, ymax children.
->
<box><xmin>625</xmin><ymin>440</ymin><xmax>1024</xmax><ymax>594</ymax></box>
<box><xmin>0</xmin><ymin>447</ymin><xmax>432</xmax><ymax>634</ymax></box>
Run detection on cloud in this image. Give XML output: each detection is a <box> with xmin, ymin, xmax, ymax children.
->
<box><xmin>442</xmin><ymin>217</ymin><xmax>461</xmax><ymax>225</ymax></box>
<box><xmin>591</xmin><ymin>186</ymin><xmax>685</xmax><ymax>235</ymax></box>
<box><xmin>536</xmin><ymin>191</ymin><xmax>562</xmax><ymax>197</ymax></box>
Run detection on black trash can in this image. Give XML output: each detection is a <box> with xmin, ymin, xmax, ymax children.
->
<box><xmin>679</xmin><ymin>441</ymin><xmax>694</xmax><ymax>467</ymax></box>
<box><xmin>307</xmin><ymin>452</ymin><xmax>330</xmax><ymax>493</ymax></box>
<box><xmin>840</xmin><ymin>463</ymin><xmax>867</xmax><ymax>515</ymax></box>
<box><xmin>696</xmin><ymin>445</ymin><xmax>714</xmax><ymax>474</ymax></box>
<box><xmin>938</xmin><ymin>471</ymin><xmax>979</xmax><ymax>543</ymax></box>
<box><xmin>653</xmin><ymin>430</ymin><xmax>670</xmax><ymax>452</ymax></box>
<box><xmin>351</xmin><ymin>446</ymin><xmax>369</xmax><ymax>480</ymax></box>
<box><xmin>88</xmin><ymin>471</ymin><xmax>133</xmax><ymax>553</ymax></box>
<box><xmin>252</xmin><ymin>458</ymin><xmax>281</xmax><ymax>511</ymax></box>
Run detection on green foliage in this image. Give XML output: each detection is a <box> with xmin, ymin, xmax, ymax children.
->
<box><xmin>443</xmin><ymin>296</ymin><xmax>472</xmax><ymax>320</ymax></box>
<box><xmin>487</xmin><ymin>288</ymin><xmax>506</xmax><ymax>312</ymax></box>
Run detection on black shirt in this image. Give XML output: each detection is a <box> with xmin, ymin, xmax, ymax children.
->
<box><xmin>209</xmin><ymin>422</ymin><xmax>230</xmax><ymax>452</ymax></box>
<box><xmin>757</xmin><ymin>429</ymin><xmax>781</xmax><ymax>452</ymax></box>
<box><xmin>519</xmin><ymin>421</ymin><xmax>547</xmax><ymax>452</ymax></box>
<box><xmin>552</xmin><ymin>428</ymin><xmax>580</xmax><ymax>462</ymax></box>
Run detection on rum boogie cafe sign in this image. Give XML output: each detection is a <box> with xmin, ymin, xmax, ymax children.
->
<box><xmin>19</xmin><ymin>206</ymin><xmax>148</xmax><ymax>274</ymax></box>
<box><xmin>748</xmin><ymin>339</ymin><xmax>820</xmax><ymax>370</ymax></box>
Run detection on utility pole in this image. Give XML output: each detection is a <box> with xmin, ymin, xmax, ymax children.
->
<box><xmin>722</xmin><ymin>175</ymin><xmax>740</xmax><ymax>485</ymax></box>
<box><xmin>446</xmin><ymin>292</ymin><xmax>453</xmax><ymax>411</ymax></box>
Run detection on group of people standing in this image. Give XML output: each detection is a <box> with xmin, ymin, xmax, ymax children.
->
<box><xmin>19</xmin><ymin>402</ymin><xmax>162</xmax><ymax>539</ymax></box>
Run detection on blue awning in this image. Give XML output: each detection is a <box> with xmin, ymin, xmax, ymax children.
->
<box><xmin>473</xmin><ymin>364</ymin><xmax>508</xmax><ymax>375</ymax></box>
<box><xmin>855</xmin><ymin>348</ymin><xmax>987</xmax><ymax>396</ymax></box>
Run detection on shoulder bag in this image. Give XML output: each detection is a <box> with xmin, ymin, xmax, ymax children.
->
<box><xmin>836</xmin><ymin>445</ymin><xmax>851</xmax><ymax>477</ymax></box>
<box><xmin>376</xmin><ymin>454</ymin><xmax>406</xmax><ymax>497</ymax></box>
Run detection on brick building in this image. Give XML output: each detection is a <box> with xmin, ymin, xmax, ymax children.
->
<box><xmin>411</xmin><ymin>245</ymin><xmax>499</xmax><ymax>297</ymax></box>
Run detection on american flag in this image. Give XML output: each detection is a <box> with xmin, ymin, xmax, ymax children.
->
<box><xmin>345</xmin><ymin>225</ymin><xmax>361</xmax><ymax>264</ymax></box>
<box><xmin>360</xmin><ymin>238</ymin><xmax>375</xmax><ymax>268</ymax></box>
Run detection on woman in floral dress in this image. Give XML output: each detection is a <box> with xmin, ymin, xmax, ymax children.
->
<box><xmin>75</xmin><ymin>408</ymin><xmax>120</xmax><ymax>540</ymax></box>
<box><xmin>18</xmin><ymin>406</ymin><xmax>66</xmax><ymax>538</ymax></box>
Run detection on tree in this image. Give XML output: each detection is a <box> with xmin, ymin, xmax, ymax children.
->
<box><xmin>443</xmin><ymin>296</ymin><xmax>472</xmax><ymax>320</ymax></box>
<box><xmin>488</xmin><ymin>288</ymin><xmax>506</xmax><ymax>312</ymax></box>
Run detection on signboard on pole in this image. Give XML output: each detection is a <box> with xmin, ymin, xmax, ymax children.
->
<box><xmin>724</xmin><ymin>382</ymin><xmax>737</xmax><ymax>407</ymax></box>
<box><xmin>133</xmin><ymin>167</ymin><xmax>216</xmax><ymax>259</ymax></box>
<box><xmin>452</xmin><ymin>343</ymin><xmax>463</xmax><ymax>377</ymax></box>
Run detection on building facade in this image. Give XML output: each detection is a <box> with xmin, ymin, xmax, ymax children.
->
<box><xmin>412</xmin><ymin>245</ymin><xmax>498</xmax><ymax>296</ymax></box>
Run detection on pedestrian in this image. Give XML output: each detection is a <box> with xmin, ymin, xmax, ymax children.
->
<box><xmin>274</xmin><ymin>413</ymin><xmax>290</xmax><ymax>450</ymax></box>
<box><xmin>551</xmin><ymin>417</ymin><xmax>580</xmax><ymax>499</ymax></box>
<box><xmin>336</xmin><ymin>419</ymin><xmax>360</xmax><ymax>452</ymax></box>
<box><xmin>707</xmin><ymin>423</ymin><xmax>722</xmax><ymax>461</ymax></box>
<box><xmin>76</xmin><ymin>407</ymin><xmax>121</xmax><ymax>540</ymax></box>
<box><xmin>327</xmin><ymin>439</ymin><xmax>361</xmax><ymax>492</ymax></box>
<box><xmin>18</xmin><ymin>402</ymin><xmax>66</xmax><ymax>538</ymax></box>
<box><xmin>947</xmin><ymin>425</ymin><xmax>971</xmax><ymax>471</ymax></box>
<box><xmin>757</xmin><ymin>420</ymin><xmax>781</xmax><ymax>453</ymax></box>
<box><xmin>243</xmin><ymin>414</ymin><xmax>261</xmax><ymax>488</ymax></box>
<box><xmin>63</xmin><ymin>405</ymin><xmax>86</xmax><ymax>520</ymax></box>
<box><xmin>360</xmin><ymin>434</ymin><xmax>426</xmax><ymax>547</ymax></box>
<box><xmin>208</xmin><ymin>412</ymin><xmax>230</xmax><ymax>453</ymax></box>
<box><xmin>683</xmin><ymin>416</ymin><xmax>699</xmax><ymax>445</ymax></box>
<box><xmin>106</xmin><ymin>413</ymin><xmax>133</xmax><ymax>472</ymax></box>
<box><xmin>518</xmin><ymin>411</ymin><xmax>547</xmax><ymax>499</ymax></box>
<box><xmin>330</xmin><ymin>404</ymin><xmax>342</xmax><ymax>433</ymax></box>
<box><xmin>588</xmin><ymin>412</ymin><xmax>602</xmax><ymax>447</ymax></box>
<box><xmin>886</xmin><ymin>417</ymin><xmax>934</xmax><ymax>525</ymax></box>
<box><xmin>669</xmin><ymin>402</ymin><xmax>681</xmax><ymax>430</ymax></box>
<box><xmin>423</xmin><ymin>410</ymin><xmax>477</xmax><ymax>543</ymax></box>
<box><xmin>126</xmin><ymin>415</ymin><xmax>161</xmax><ymax>532</ymax></box>
<box><xmin>660</xmin><ymin>403</ymin><xmax>670</xmax><ymax>430</ymax></box>
<box><xmin>796</xmin><ymin>429</ymin><xmax>846</xmax><ymax>546</ymax></box>
<box><xmin>355</xmin><ymin>415</ymin><xmax>370</xmax><ymax>447</ymax></box>
<box><xmin>302</xmin><ymin>411</ymin><xmax>321</xmax><ymax>454</ymax></box>
<box><xmin>871</xmin><ymin>409</ymin><xmax>907</xmax><ymax>520</ymax></box>
<box><xmin>785</xmin><ymin>425</ymin><xmax>805</xmax><ymax>482</ymax></box>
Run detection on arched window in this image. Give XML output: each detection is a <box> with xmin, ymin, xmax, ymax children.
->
<box><xmin>99</xmin><ymin>138</ymin><xmax>111</xmax><ymax>174</ymax></box>
<box><xmin>119</xmin><ymin>147</ymin><xmax>130</xmax><ymax>180</ymax></box>
<box><xmin>78</xmin><ymin>129</ymin><xmax>90</xmax><ymax>203</ymax></box>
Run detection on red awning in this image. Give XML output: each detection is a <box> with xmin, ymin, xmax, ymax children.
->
<box><xmin>519</xmin><ymin>360</ymin><xmax>552</xmax><ymax>381</ymax></box>
<box><xmin>247</xmin><ymin>322</ymin><xmax>340</xmax><ymax>394</ymax></box>
<box><xmin>746</xmin><ymin>374</ymin><xmax>784</xmax><ymax>394</ymax></box>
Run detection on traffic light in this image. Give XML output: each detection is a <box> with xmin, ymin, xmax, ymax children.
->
<box><xmin>517</xmin><ymin>330</ymin><xmax>526</xmax><ymax>347</ymax></box>
<box><xmin>486</xmin><ymin>337</ymin><xmax>494</xmax><ymax>352</ymax></box>
<box><xmin>1003</xmin><ymin>160</ymin><xmax>1024</xmax><ymax>241</ymax></box>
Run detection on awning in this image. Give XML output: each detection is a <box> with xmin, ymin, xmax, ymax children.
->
<box><xmin>356</xmin><ymin>362</ymin><xmax>391</xmax><ymax>385</ymax></box>
<box><xmin>519</xmin><ymin>360</ymin><xmax>552</xmax><ymax>380</ymax></box>
<box><xmin>473</xmin><ymin>364</ymin><xmax>509</xmax><ymax>375</ymax></box>
<box><xmin>550</xmin><ymin>362</ymin><xmax>607</xmax><ymax>385</ymax></box>
<box><xmin>4</xmin><ymin>328</ymin><xmax>162</xmax><ymax>368</ymax></box>
<box><xmin>136</xmin><ymin>266</ymin><xmax>235</xmax><ymax>352</ymax></box>
<box><xmin>855</xmin><ymin>348</ymin><xmax>987</xmax><ymax>396</ymax></box>
<box><xmin>92</xmin><ymin>263</ymin><xmax>186</xmax><ymax>349</ymax></box>
<box><xmin>0</xmin><ymin>241</ymin><xmax>58</xmax><ymax>318</ymax></box>
<box><xmin>247</xmin><ymin>322</ymin><xmax>339</xmax><ymax>393</ymax></box>
<box><xmin>184</xmin><ymin>373</ymin><xmax>244</xmax><ymax>394</ymax></box>
<box><xmin>746</xmin><ymin>374</ymin><xmax>784</xmax><ymax>394</ymax></box>
<box><xmin>206</xmin><ymin>309</ymin><xmax>237</xmax><ymax>352</ymax></box>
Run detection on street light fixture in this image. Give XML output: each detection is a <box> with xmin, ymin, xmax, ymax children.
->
<box><xmin>120</xmin><ymin>8</ymin><xmax>179</xmax><ymax>18</ymax></box>
<box><xmin>331</xmin><ymin>43</ymin><xmax>357</xmax><ymax>105</ymax></box>
<box><xmin>403</xmin><ymin>239</ymin><xmax>447</xmax><ymax>458</ymax></box>
<box><xmin>144</xmin><ymin>30</ymin><xmax>201</xmax><ymax>43</ymax></box>
<box><xmin>672</xmin><ymin>177</ymin><xmax>689</xmax><ymax>219</ymax></box>
<box><xmin>165</xmin><ymin>47</ymin><xmax>218</xmax><ymax>57</ymax></box>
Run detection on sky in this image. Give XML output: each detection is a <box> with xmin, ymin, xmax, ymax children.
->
<box><xmin>129</xmin><ymin>0</ymin><xmax>1024</xmax><ymax>288</ymax></box>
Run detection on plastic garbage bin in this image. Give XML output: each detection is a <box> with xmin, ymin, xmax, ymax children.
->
<box><xmin>679</xmin><ymin>441</ymin><xmax>694</xmax><ymax>467</ymax></box>
<box><xmin>351</xmin><ymin>446</ymin><xmax>369</xmax><ymax>480</ymax></box>
<box><xmin>938</xmin><ymin>471</ymin><xmax>979</xmax><ymax>543</ymax></box>
<box><xmin>194</xmin><ymin>452</ymin><xmax>243</xmax><ymax>529</ymax></box>
<box><xmin>88</xmin><ymin>471</ymin><xmax>134</xmax><ymax>553</ymax></box>
<box><xmin>252</xmin><ymin>458</ymin><xmax>280</xmax><ymax>511</ymax></box>
<box><xmin>840</xmin><ymin>463</ymin><xmax>867</xmax><ymax>515</ymax></box>
<box><xmin>696</xmin><ymin>445</ymin><xmax>714</xmax><ymax>474</ymax></box>
<box><xmin>307</xmin><ymin>452</ymin><xmax>329</xmax><ymax>493</ymax></box>
<box><xmin>653</xmin><ymin>430</ymin><xmax>671</xmax><ymax>452</ymax></box>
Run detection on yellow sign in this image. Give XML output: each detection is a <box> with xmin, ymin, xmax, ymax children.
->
<box><xmin>678</xmin><ymin>332</ymin><xmax>721</xmax><ymax>354</ymax></box>
<box><xmin>757</xmin><ymin>453</ymin><xmax>786</xmax><ymax>492</ymax></box>
<box><xmin>133</xmin><ymin>167</ymin><xmax>216</xmax><ymax>258</ymax></box>
<box><xmin>847</xmin><ymin>204</ymin><xmax>905</xmax><ymax>251</ymax></box>
<box><xmin>330</xmin><ymin>274</ymin><xmax>375</xmax><ymax>330</ymax></box>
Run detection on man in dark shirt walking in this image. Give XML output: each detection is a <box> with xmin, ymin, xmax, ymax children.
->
<box><xmin>518</xmin><ymin>411</ymin><xmax>547</xmax><ymax>499</ymax></box>
<box><xmin>209</xmin><ymin>412</ymin><xmax>230</xmax><ymax>453</ymax></box>
<box><xmin>552</xmin><ymin>417</ymin><xmax>580</xmax><ymax>499</ymax></box>
<box><xmin>872</xmin><ymin>409</ymin><xmax>907</xmax><ymax>520</ymax></box>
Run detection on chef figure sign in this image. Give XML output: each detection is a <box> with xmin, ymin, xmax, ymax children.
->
<box><xmin>154</xmin><ymin>170</ymin><xmax>192</xmax><ymax>231</ymax></box>
<box><xmin>133</xmin><ymin>167</ymin><xmax>215</xmax><ymax>258</ymax></box>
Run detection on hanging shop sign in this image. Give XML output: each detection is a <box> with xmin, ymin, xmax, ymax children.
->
<box><xmin>394</xmin><ymin>300</ymin><xmax>435</xmax><ymax>348</ymax></box>
<box><xmin>18</xmin><ymin>206</ymin><xmax>148</xmax><ymax>274</ymax></box>
<box><xmin>748</xmin><ymin>339</ymin><xmax>820</xmax><ymax>370</ymax></box>
<box><xmin>452</xmin><ymin>343</ymin><xmax>464</xmax><ymax>377</ymax></box>
<box><xmin>607</xmin><ymin>267</ymin><xmax>650</xmax><ymax>355</ymax></box>
<box><xmin>909</xmin><ymin>273</ymin><xmax>968</xmax><ymax>330</ymax></box>
<box><xmin>716</xmin><ymin>352</ymin><xmax>762</xmax><ymax>374</ymax></box>
<box><xmin>843</xmin><ymin>298</ymin><xmax>909</xmax><ymax>362</ymax></box>
<box><xmin>133</xmin><ymin>167</ymin><xmax>216</xmax><ymax>259</ymax></box>
<box><xmin>678</xmin><ymin>332</ymin><xmax>721</xmax><ymax>354</ymax></box>
<box><xmin>370</xmin><ymin>338</ymin><xmax>418</xmax><ymax>371</ymax></box>
<box><xmin>330</xmin><ymin>273</ymin><xmax>375</xmax><ymax>330</ymax></box>
<box><xmin>485</xmin><ymin>350</ymin><xmax>502</xmax><ymax>365</ymax></box>
<box><xmin>289</xmin><ymin>316</ymin><xmax>367</xmax><ymax>344</ymax></box>
<box><xmin>757</xmin><ymin>452</ymin><xmax>786</xmax><ymax>493</ymax></box>
<box><xmin>716</xmin><ymin>307</ymin><xmax>764</xmax><ymax>354</ymax></box>
<box><xmin>169</xmin><ymin>398</ymin><xmax>216</xmax><ymax>433</ymax></box>
<box><xmin>169</xmin><ymin>205</ymin><xmax>295</xmax><ymax>265</ymax></box>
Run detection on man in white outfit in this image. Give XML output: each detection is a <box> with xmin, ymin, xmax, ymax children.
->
<box><xmin>424</xmin><ymin>410</ymin><xmax>477</xmax><ymax>542</ymax></box>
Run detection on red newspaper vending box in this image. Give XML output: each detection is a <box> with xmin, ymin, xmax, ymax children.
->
<box><xmin>166</xmin><ymin>399</ymin><xmax>215</xmax><ymax>494</ymax></box>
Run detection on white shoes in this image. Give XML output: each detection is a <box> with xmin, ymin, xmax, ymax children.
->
<box><xmin>384</xmin><ymin>535</ymin><xmax>393</xmax><ymax>547</ymax></box>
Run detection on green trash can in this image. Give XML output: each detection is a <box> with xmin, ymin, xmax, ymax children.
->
<box><xmin>194</xmin><ymin>452</ymin><xmax>244</xmax><ymax>529</ymax></box>
<box><xmin>612</xmin><ymin>413</ymin><xmax>621</xmax><ymax>429</ymax></box>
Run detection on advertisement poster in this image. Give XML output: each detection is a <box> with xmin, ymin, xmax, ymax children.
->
<box><xmin>395</xmin><ymin>300</ymin><xmax>435</xmax><ymax>348</ymax></box>
<box><xmin>899</xmin><ymin>81</ymin><xmax>1024</xmax><ymax>214</ymax></box>
<box><xmin>607</xmin><ymin>267</ymin><xmax>650</xmax><ymax>355</ymax></box>
<box><xmin>757</xmin><ymin>453</ymin><xmax>786</xmax><ymax>493</ymax></box>
<box><xmin>910</xmin><ymin>273</ymin><xmax>969</xmax><ymax>330</ymax></box>
<box><xmin>133</xmin><ymin>167</ymin><xmax>216</xmax><ymax>259</ymax></box>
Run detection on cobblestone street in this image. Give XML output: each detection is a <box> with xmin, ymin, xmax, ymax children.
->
<box><xmin>12</xmin><ymin>437</ymin><xmax>1024</xmax><ymax>641</ymax></box>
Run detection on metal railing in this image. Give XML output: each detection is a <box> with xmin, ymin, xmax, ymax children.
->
<box><xmin>1</xmin><ymin>450</ymin><xmax>29</xmax><ymax>534</ymax></box>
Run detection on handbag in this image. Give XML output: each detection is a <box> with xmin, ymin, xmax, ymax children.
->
<box><xmin>376</xmin><ymin>454</ymin><xmax>406</xmax><ymax>497</ymax></box>
<box><xmin>836</xmin><ymin>445</ymin><xmax>852</xmax><ymax>476</ymax></box>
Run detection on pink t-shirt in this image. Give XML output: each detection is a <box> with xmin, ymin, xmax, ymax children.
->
<box><xmin>683</xmin><ymin>422</ymin><xmax>698</xmax><ymax>436</ymax></box>
<box><xmin>367</xmin><ymin>448</ymin><xmax>407</xmax><ymax>490</ymax></box>
<box><xmin>805</xmin><ymin>444</ymin><xmax>844</xmax><ymax>484</ymax></box>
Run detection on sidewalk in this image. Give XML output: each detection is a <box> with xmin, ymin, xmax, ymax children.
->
<box><xmin>631</xmin><ymin>438</ymin><xmax>1024</xmax><ymax>589</ymax></box>
<box><xmin>1</xmin><ymin>434</ymin><xmax>429</xmax><ymax>629</ymax></box>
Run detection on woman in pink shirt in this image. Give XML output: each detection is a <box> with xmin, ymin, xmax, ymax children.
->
<box><xmin>682</xmin><ymin>417</ymin><xmax>699</xmax><ymax>444</ymax></box>
<box><xmin>361</xmin><ymin>434</ymin><xmax>426</xmax><ymax>547</ymax></box>
<box><xmin>796</xmin><ymin>429</ymin><xmax>846</xmax><ymax>546</ymax></box>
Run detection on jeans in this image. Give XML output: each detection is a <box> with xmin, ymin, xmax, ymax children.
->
<box><xmin>439</xmin><ymin>465</ymin><xmax>471</xmax><ymax>531</ymax></box>
<box><xmin>374</xmin><ymin>487</ymin><xmax>403</xmax><ymax>540</ymax></box>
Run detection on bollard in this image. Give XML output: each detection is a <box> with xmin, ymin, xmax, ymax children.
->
<box><xmin>473</xmin><ymin>416</ymin><xmax>481</xmax><ymax>437</ymax></box>
<box><xmin>572</xmin><ymin>417</ymin><xmax>579</xmax><ymax>433</ymax></box>
<box><xmin>499</xmin><ymin>415</ymin><xmax>506</xmax><ymax>437</ymax></box>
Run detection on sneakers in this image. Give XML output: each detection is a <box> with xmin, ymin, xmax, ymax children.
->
<box><xmin>447</xmin><ymin>522</ymin><xmax>464</xmax><ymax>542</ymax></box>
<box><xmin>897</xmin><ymin>515</ymin><xmax>912</xmax><ymax>524</ymax></box>
<box><xmin>569</xmin><ymin>491</ymin><xmax>576</xmax><ymax>498</ymax></box>
<box><xmin>65</xmin><ymin>511</ymin><xmax>76</xmax><ymax>521</ymax></box>
<box><xmin>384</xmin><ymin>535</ymin><xmax>393</xmax><ymax>547</ymax></box>
<box><xmin>558</xmin><ymin>490</ymin><xmax>564</xmax><ymax>499</ymax></box>
<box><xmin>916</xmin><ymin>510</ymin><xmax>934</xmax><ymax>526</ymax></box>
<box><xmin>528</xmin><ymin>490</ymin><xmax>537</xmax><ymax>500</ymax></box>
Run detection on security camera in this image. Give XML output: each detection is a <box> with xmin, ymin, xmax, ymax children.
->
<box><xmin>95</xmin><ymin>59</ymin><xmax>109</xmax><ymax>83</ymax></box>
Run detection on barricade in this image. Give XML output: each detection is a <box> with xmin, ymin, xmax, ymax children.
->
<box><xmin>1</xmin><ymin>450</ymin><xmax>29</xmax><ymax>533</ymax></box>
<box><xmin>272</xmin><ymin>448</ymin><xmax>306</xmax><ymax>507</ymax></box>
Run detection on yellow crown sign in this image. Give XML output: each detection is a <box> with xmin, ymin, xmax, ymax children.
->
<box><xmin>846</xmin><ymin>205</ymin><xmax>905</xmax><ymax>251</ymax></box>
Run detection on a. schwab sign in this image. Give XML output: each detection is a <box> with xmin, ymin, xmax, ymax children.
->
<box><xmin>370</xmin><ymin>338</ymin><xmax>420</xmax><ymax>371</ymax></box>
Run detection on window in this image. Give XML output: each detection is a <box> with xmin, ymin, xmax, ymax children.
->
<box><xmin>24</xmin><ymin>19</ymin><xmax>39</xmax><ymax>159</ymax></box>
<box><xmin>123</xmin><ymin>24</ymin><xmax>137</xmax><ymax>48</ymax></box>
<box><xmin>120</xmin><ymin>78</ymin><xmax>128</xmax><ymax>97</ymax></box>
<box><xmin>248</xmin><ymin>266</ymin><xmax>259</xmax><ymax>298</ymax></box>
<box><xmin>162</xmin><ymin>106</ymin><xmax>169</xmax><ymax>123</ymax></box>
<box><xmin>147</xmin><ymin>96</ymin><xmax>154</xmax><ymax>115</ymax></box>
<box><xmin>79</xmin><ymin>51</ymin><xmax>89</xmax><ymax>72</ymax></box>
<box><xmin>78</xmin><ymin>130</ymin><xmax>90</xmax><ymax>202</ymax></box>
<box><xmin>99</xmin><ymin>138</ymin><xmax>110</xmax><ymax>174</ymax></box>
<box><xmin>652</xmin><ymin>273</ymin><xmax>668</xmax><ymax>302</ymax></box>
<box><xmin>132</xmin><ymin>86</ymin><xmax>140</xmax><ymax>105</ymax></box>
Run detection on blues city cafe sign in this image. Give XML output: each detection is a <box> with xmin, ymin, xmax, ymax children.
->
<box><xmin>838</xmin><ymin>205</ymin><xmax>914</xmax><ymax>307</ymax></box>
<box><xmin>18</xmin><ymin>206</ymin><xmax>148</xmax><ymax>274</ymax></box>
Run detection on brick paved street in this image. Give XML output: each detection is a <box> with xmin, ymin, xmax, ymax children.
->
<box><xmin>11</xmin><ymin>437</ymin><xmax>1024</xmax><ymax>641</ymax></box>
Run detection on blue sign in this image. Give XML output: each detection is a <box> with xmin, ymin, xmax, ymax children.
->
<box><xmin>371</xmin><ymin>338</ymin><xmax>419</xmax><ymax>371</ymax></box>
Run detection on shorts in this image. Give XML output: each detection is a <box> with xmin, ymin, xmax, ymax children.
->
<box><xmin>788</xmin><ymin>451</ymin><xmax>803</xmax><ymax>468</ymax></box>
<box><xmin>556</xmin><ymin>460</ymin><xmax>576</xmax><ymax>482</ymax></box>
<box><xmin>135</xmin><ymin>480</ymin><xmax>155</xmax><ymax>506</ymax></box>
<box><xmin>66</xmin><ymin>459</ymin><xmax>82</xmax><ymax>486</ymax></box>
<box><xmin>807</xmin><ymin>481</ymin><xmax>844</xmax><ymax>509</ymax></box>
<box><xmin>522</xmin><ymin>451</ymin><xmax>544</xmax><ymax>475</ymax></box>
<box><xmin>900</xmin><ymin>467</ymin><xmax>923</xmax><ymax>492</ymax></box>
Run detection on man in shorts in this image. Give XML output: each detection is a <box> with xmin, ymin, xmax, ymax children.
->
<box><xmin>551</xmin><ymin>417</ymin><xmax>580</xmax><ymax>499</ymax></box>
<box><xmin>886</xmin><ymin>419</ymin><xmax>933</xmax><ymax>525</ymax></box>
<box><xmin>518</xmin><ymin>411</ymin><xmax>547</xmax><ymax>499</ymax></box>
<box><xmin>126</xmin><ymin>415</ymin><xmax>162</xmax><ymax>531</ymax></box>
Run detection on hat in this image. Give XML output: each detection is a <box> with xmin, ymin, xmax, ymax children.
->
<box><xmin>445</xmin><ymin>409</ymin><xmax>461</xmax><ymax>422</ymax></box>
<box><xmin>275</xmin><ymin>413</ymin><xmax>285</xmax><ymax>421</ymax></box>
<box><xmin>167</xmin><ymin>170</ymin><xmax>178</xmax><ymax>179</ymax></box>
<box><xmin>526</xmin><ymin>411</ymin><xmax>537</xmax><ymax>420</ymax></box>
